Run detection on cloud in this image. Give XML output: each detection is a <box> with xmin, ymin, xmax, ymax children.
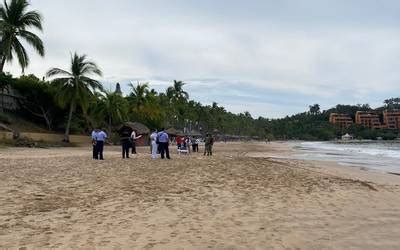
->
<box><xmin>4</xmin><ymin>0</ymin><xmax>400</xmax><ymax>117</ymax></box>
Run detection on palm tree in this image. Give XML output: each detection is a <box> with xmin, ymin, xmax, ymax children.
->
<box><xmin>96</xmin><ymin>91</ymin><xmax>128</xmax><ymax>134</ymax></box>
<box><xmin>166</xmin><ymin>80</ymin><xmax>189</xmax><ymax>102</ymax></box>
<box><xmin>46</xmin><ymin>52</ymin><xmax>103</xmax><ymax>142</ymax></box>
<box><xmin>0</xmin><ymin>0</ymin><xmax>44</xmax><ymax>72</ymax></box>
<box><xmin>128</xmin><ymin>81</ymin><xmax>149</xmax><ymax>110</ymax></box>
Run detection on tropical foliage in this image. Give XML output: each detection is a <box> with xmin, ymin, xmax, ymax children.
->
<box><xmin>0</xmin><ymin>0</ymin><xmax>44</xmax><ymax>72</ymax></box>
<box><xmin>46</xmin><ymin>52</ymin><xmax>103</xmax><ymax>142</ymax></box>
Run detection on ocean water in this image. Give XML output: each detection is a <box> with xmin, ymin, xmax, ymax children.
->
<box><xmin>290</xmin><ymin>141</ymin><xmax>400</xmax><ymax>174</ymax></box>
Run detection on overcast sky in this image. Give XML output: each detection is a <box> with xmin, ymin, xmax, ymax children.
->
<box><xmin>4</xmin><ymin>0</ymin><xmax>400</xmax><ymax>118</ymax></box>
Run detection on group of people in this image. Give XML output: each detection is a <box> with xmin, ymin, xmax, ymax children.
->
<box><xmin>91</xmin><ymin>127</ymin><xmax>214</xmax><ymax>160</ymax></box>
<box><xmin>120</xmin><ymin>128</ymin><xmax>142</xmax><ymax>159</ymax></box>
<box><xmin>175</xmin><ymin>135</ymin><xmax>201</xmax><ymax>153</ymax></box>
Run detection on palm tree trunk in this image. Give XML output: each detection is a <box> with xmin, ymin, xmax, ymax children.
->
<box><xmin>64</xmin><ymin>102</ymin><xmax>75</xmax><ymax>142</ymax></box>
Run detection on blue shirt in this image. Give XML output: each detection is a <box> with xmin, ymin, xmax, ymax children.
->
<box><xmin>91</xmin><ymin>130</ymin><xmax>98</xmax><ymax>140</ymax></box>
<box><xmin>157</xmin><ymin>131</ymin><xmax>169</xmax><ymax>143</ymax></box>
<box><xmin>96</xmin><ymin>131</ymin><xmax>107</xmax><ymax>141</ymax></box>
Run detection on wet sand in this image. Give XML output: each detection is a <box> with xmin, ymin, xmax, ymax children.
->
<box><xmin>1</xmin><ymin>142</ymin><xmax>400</xmax><ymax>249</ymax></box>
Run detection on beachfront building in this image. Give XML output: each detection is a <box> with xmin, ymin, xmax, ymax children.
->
<box><xmin>355</xmin><ymin>111</ymin><xmax>383</xmax><ymax>129</ymax></box>
<box><xmin>383</xmin><ymin>110</ymin><xmax>400</xmax><ymax>130</ymax></box>
<box><xmin>329</xmin><ymin>113</ymin><xmax>353</xmax><ymax>128</ymax></box>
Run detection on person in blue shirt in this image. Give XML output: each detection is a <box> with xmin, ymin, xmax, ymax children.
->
<box><xmin>91</xmin><ymin>129</ymin><xmax>99</xmax><ymax>159</ymax></box>
<box><xmin>95</xmin><ymin>129</ymin><xmax>107</xmax><ymax>160</ymax></box>
<box><xmin>157</xmin><ymin>128</ymin><xmax>170</xmax><ymax>159</ymax></box>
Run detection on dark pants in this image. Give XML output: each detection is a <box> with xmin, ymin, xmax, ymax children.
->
<box><xmin>159</xmin><ymin>142</ymin><xmax>170</xmax><ymax>159</ymax></box>
<box><xmin>131</xmin><ymin>141</ymin><xmax>136</xmax><ymax>154</ymax></box>
<box><xmin>122</xmin><ymin>140</ymin><xmax>130</xmax><ymax>158</ymax></box>
<box><xmin>96</xmin><ymin>141</ymin><xmax>104</xmax><ymax>160</ymax></box>
<box><xmin>192</xmin><ymin>144</ymin><xmax>198</xmax><ymax>152</ymax></box>
<box><xmin>92</xmin><ymin>144</ymin><xmax>98</xmax><ymax>159</ymax></box>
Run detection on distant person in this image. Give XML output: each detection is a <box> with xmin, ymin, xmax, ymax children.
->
<box><xmin>96</xmin><ymin>129</ymin><xmax>107</xmax><ymax>160</ymax></box>
<box><xmin>204</xmin><ymin>133</ymin><xmax>214</xmax><ymax>156</ymax></box>
<box><xmin>185</xmin><ymin>136</ymin><xmax>192</xmax><ymax>154</ymax></box>
<box><xmin>130</xmin><ymin>130</ymin><xmax>142</xmax><ymax>154</ymax></box>
<box><xmin>150</xmin><ymin>129</ymin><xmax>158</xmax><ymax>159</ymax></box>
<box><xmin>91</xmin><ymin>128</ymin><xmax>99</xmax><ymax>159</ymax></box>
<box><xmin>192</xmin><ymin>137</ymin><xmax>200</xmax><ymax>152</ymax></box>
<box><xmin>176</xmin><ymin>135</ymin><xmax>183</xmax><ymax>149</ymax></box>
<box><xmin>120</xmin><ymin>128</ymin><xmax>131</xmax><ymax>159</ymax></box>
<box><xmin>157</xmin><ymin>128</ymin><xmax>170</xmax><ymax>159</ymax></box>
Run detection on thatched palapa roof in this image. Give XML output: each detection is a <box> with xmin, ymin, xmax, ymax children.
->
<box><xmin>119</xmin><ymin>122</ymin><xmax>150</xmax><ymax>134</ymax></box>
<box><xmin>165</xmin><ymin>128</ymin><xmax>183</xmax><ymax>136</ymax></box>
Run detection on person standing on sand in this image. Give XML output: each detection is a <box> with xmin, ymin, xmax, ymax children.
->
<box><xmin>204</xmin><ymin>133</ymin><xmax>214</xmax><ymax>156</ymax></box>
<box><xmin>150</xmin><ymin>129</ymin><xmax>158</xmax><ymax>159</ymax></box>
<box><xmin>96</xmin><ymin>129</ymin><xmax>107</xmax><ymax>160</ymax></box>
<box><xmin>120</xmin><ymin>128</ymin><xmax>131</xmax><ymax>159</ymax></box>
<box><xmin>192</xmin><ymin>137</ymin><xmax>200</xmax><ymax>152</ymax></box>
<box><xmin>91</xmin><ymin>128</ymin><xmax>99</xmax><ymax>159</ymax></box>
<box><xmin>157</xmin><ymin>128</ymin><xmax>170</xmax><ymax>159</ymax></box>
<box><xmin>130</xmin><ymin>130</ymin><xmax>142</xmax><ymax>154</ymax></box>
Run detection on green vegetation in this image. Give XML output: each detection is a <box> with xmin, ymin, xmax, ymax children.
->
<box><xmin>2</xmin><ymin>69</ymin><xmax>399</xmax><ymax>141</ymax></box>
<box><xmin>46</xmin><ymin>53</ymin><xmax>103</xmax><ymax>142</ymax></box>
<box><xmin>0</xmin><ymin>0</ymin><xmax>44</xmax><ymax>72</ymax></box>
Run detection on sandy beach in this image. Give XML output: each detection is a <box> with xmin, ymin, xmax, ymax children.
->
<box><xmin>1</xmin><ymin>142</ymin><xmax>400</xmax><ymax>249</ymax></box>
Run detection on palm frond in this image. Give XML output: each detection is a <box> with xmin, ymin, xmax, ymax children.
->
<box><xmin>19</xmin><ymin>10</ymin><xmax>42</xmax><ymax>30</ymax></box>
<box><xmin>12</xmin><ymin>38</ymin><xmax>28</xmax><ymax>71</ymax></box>
<box><xmin>18</xmin><ymin>30</ymin><xmax>44</xmax><ymax>56</ymax></box>
<box><xmin>46</xmin><ymin>68</ymin><xmax>72</xmax><ymax>78</ymax></box>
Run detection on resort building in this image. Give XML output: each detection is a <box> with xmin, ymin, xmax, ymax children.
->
<box><xmin>383</xmin><ymin>110</ymin><xmax>400</xmax><ymax>130</ymax></box>
<box><xmin>329</xmin><ymin>113</ymin><xmax>353</xmax><ymax>128</ymax></box>
<box><xmin>355</xmin><ymin>111</ymin><xmax>383</xmax><ymax>129</ymax></box>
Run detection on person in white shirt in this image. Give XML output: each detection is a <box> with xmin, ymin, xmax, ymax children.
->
<box><xmin>130</xmin><ymin>130</ymin><xmax>142</xmax><ymax>154</ymax></box>
<box><xmin>150</xmin><ymin>129</ymin><xmax>158</xmax><ymax>159</ymax></box>
<box><xmin>192</xmin><ymin>137</ymin><xmax>200</xmax><ymax>152</ymax></box>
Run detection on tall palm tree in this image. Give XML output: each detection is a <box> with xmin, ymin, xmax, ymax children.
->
<box><xmin>46</xmin><ymin>52</ymin><xmax>103</xmax><ymax>142</ymax></box>
<box><xmin>128</xmin><ymin>81</ymin><xmax>149</xmax><ymax>110</ymax></box>
<box><xmin>0</xmin><ymin>0</ymin><xmax>44</xmax><ymax>72</ymax></box>
<box><xmin>166</xmin><ymin>80</ymin><xmax>189</xmax><ymax>102</ymax></box>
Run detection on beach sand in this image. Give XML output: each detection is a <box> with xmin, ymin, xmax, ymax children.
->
<box><xmin>1</xmin><ymin>142</ymin><xmax>400</xmax><ymax>249</ymax></box>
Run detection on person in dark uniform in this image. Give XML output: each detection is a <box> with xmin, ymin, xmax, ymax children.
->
<box><xmin>157</xmin><ymin>128</ymin><xmax>170</xmax><ymax>159</ymax></box>
<box><xmin>204</xmin><ymin>133</ymin><xmax>214</xmax><ymax>156</ymax></box>
<box><xmin>96</xmin><ymin>129</ymin><xmax>107</xmax><ymax>160</ymax></box>
<box><xmin>91</xmin><ymin>128</ymin><xmax>99</xmax><ymax>159</ymax></box>
<box><xmin>120</xmin><ymin>128</ymin><xmax>131</xmax><ymax>159</ymax></box>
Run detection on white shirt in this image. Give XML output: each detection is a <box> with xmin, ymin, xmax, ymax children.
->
<box><xmin>150</xmin><ymin>132</ymin><xmax>158</xmax><ymax>143</ymax></box>
<box><xmin>130</xmin><ymin>131</ymin><xmax>142</xmax><ymax>140</ymax></box>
